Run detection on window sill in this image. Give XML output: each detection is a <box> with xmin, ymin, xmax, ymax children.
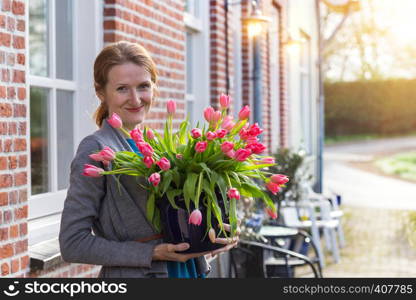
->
<box><xmin>29</xmin><ymin>238</ymin><xmax>64</xmax><ymax>271</ymax></box>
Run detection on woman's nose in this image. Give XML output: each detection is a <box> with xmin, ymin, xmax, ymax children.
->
<box><xmin>130</xmin><ymin>88</ymin><xmax>141</xmax><ymax>104</ymax></box>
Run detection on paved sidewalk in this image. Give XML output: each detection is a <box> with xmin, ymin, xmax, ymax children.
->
<box><xmin>297</xmin><ymin>137</ymin><xmax>416</xmax><ymax>277</ymax></box>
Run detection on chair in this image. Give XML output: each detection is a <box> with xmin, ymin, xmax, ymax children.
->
<box><xmin>279</xmin><ymin>201</ymin><xmax>340</xmax><ymax>268</ymax></box>
<box><xmin>229</xmin><ymin>240</ymin><xmax>322</xmax><ymax>278</ymax></box>
<box><xmin>306</xmin><ymin>185</ymin><xmax>346</xmax><ymax>248</ymax></box>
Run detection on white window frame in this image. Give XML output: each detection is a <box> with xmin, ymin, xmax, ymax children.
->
<box><xmin>27</xmin><ymin>0</ymin><xmax>103</xmax><ymax>246</ymax></box>
<box><xmin>299</xmin><ymin>30</ymin><xmax>312</xmax><ymax>154</ymax></box>
<box><xmin>184</xmin><ymin>0</ymin><xmax>210</xmax><ymax>127</ymax></box>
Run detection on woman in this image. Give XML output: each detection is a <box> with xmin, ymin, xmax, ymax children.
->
<box><xmin>59</xmin><ymin>41</ymin><xmax>238</xmax><ymax>278</ymax></box>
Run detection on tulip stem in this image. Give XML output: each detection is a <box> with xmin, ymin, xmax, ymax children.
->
<box><xmin>119</xmin><ymin>127</ymin><xmax>131</xmax><ymax>139</ymax></box>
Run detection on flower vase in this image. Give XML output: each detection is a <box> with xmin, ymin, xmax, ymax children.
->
<box><xmin>158</xmin><ymin>193</ymin><xmax>228</xmax><ymax>254</ymax></box>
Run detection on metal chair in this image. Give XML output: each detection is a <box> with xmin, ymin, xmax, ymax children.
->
<box><xmin>229</xmin><ymin>239</ymin><xmax>323</xmax><ymax>278</ymax></box>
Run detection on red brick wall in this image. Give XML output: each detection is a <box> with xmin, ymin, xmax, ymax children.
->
<box><xmin>103</xmin><ymin>0</ymin><xmax>186</xmax><ymax>131</ymax></box>
<box><xmin>241</xmin><ymin>0</ymin><xmax>289</xmax><ymax>153</ymax></box>
<box><xmin>0</xmin><ymin>0</ymin><xmax>29</xmax><ymax>277</ymax></box>
<box><xmin>209</xmin><ymin>0</ymin><xmax>236</xmax><ymax>114</ymax></box>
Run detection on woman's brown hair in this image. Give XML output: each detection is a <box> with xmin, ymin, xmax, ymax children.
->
<box><xmin>92</xmin><ymin>41</ymin><xmax>158</xmax><ymax>127</ymax></box>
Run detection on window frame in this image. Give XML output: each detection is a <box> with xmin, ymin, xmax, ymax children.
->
<box><xmin>27</xmin><ymin>0</ymin><xmax>103</xmax><ymax>246</ymax></box>
<box><xmin>299</xmin><ymin>30</ymin><xmax>313</xmax><ymax>154</ymax></box>
<box><xmin>184</xmin><ymin>0</ymin><xmax>210</xmax><ymax>127</ymax></box>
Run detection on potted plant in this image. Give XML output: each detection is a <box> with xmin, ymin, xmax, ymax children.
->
<box><xmin>82</xmin><ymin>94</ymin><xmax>289</xmax><ymax>253</ymax></box>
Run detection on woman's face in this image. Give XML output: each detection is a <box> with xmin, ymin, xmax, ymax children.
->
<box><xmin>98</xmin><ymin>62</ymin><xmax>154</xmax><ymax>131</ymax></box>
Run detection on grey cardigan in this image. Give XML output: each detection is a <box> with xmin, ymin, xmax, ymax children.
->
<box><xmin>59</xmin><ymin>119</ymin><xmax>210</xmax><ymax>278</ymax></box>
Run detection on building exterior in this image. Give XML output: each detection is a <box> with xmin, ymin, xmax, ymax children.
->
<box><xmin>0</xmin><ymin>0</ymin><xmax>319</xmax><ymax>278</ymax></box>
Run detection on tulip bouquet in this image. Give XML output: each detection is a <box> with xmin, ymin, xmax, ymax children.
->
<box><xmin>83</xmin><ymin>94</ymin><xmax>288</xmax><ymax>244</ymax></box>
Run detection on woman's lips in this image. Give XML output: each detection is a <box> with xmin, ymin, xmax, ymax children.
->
<box><xmin>126</xmin><ymin>106</ymin><xmax>144</xmax><ymax>112</ymax></box>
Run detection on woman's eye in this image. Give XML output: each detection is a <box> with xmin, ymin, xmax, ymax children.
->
<box><xmin>117</xmin><ymin>86</ymin><xmax>128</xmax><ymax>92</ymax></box>
<box><xmin>138</xmin><ymin>84</ymin><xmax>150</xmax><ymax>90</ymax></box>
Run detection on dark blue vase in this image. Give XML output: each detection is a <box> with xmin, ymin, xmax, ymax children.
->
<box><xmin>158</xmin><ymin>193</ymin><xmax>228</xmax><ymax>254</ymax></box>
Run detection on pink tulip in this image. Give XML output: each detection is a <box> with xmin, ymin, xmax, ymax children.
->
<box><xmin>227</xmin><ymin>188</ymin><xmax>240</xmax><ymax>200</ymax></box>
<box><xmin>107</xmin><ymin>113</ymin><xmax>123</xmax><ymax>128</ymax></box>
<box><xmin>271</xmin><ymin>174</ymin><xmax>289</xmax><ymax>185</ymax></box>
<box><xmin>221</xmin><ymin>116</ymin><xmax>235</xmax><ymax>131</ymax></box>
<box><xmin>219</xmin><ymin>93</ymin><xmax>231</xmax><ymax>109</ymax></box>
<box><xmin>246</xmin><ymin>136</ymin><xmax>259</xmax><ymax>144</ymax></box>
<box><xmin>191</xmin><ymin>128</ymin><xmax>202</xmax><ymax>139</ymax></box>
<box><xmin>216</xmin><ymin>129</ymin><xmax>227</xmax><ymax>138</ymax></box>
<box><xmin>206</xmin><ymin>131</ymin><xmax>217</xmax><ymax>141</ymax></box>
<box><xmin>234</xmin><ymin>148</ymin><xmax>252</xmax><ymax>162</ymax></box>
<box><xmin>239</xmin><ymin>128</ymin><xmax>251</xmax><ymax>141</ymax></box>
<box><xmin>148</xmin><ymin>172</ymin><xmax>161</xmax><ymax>186</ymax></box>
<box><xmin>137</xmin><ymin>142</ymin><xmax>154</xmax><ymax>157</ymax></box>
<box><xmin>221</xmin><ymin>141</ymin><xmax>234</xmax><ymax>153</ymax></box>
<box><xmin>89</xmin><ymin>153</ymin><xmax>105</xmax><ymax>162</ymax></box>
<box><xmin>261</xmin><ymin>157</ymin><xmax>275</xmax><ymax>164</ymax></box>
<box><xmin>238</xmin><ymin>105</ymin><xmax>250</xmax><ymax>120</ymax></box>
<box><xmin>247</xmin><ymin>123</ymin><xmax>263</xmax><ymax>137</ymax></box>
<box><xmin>176</xmin><ymin>154</ymin><xmax>183</xmax><ymax>159</ymax></box>
<box><xmin>99</xmin><ymin>146</ymin><xmax>116</xmax><ymax>161</ymax></box>
<box><xmin>146</xmin><ymin>129</ymin><xmax>155</xmax><ymax>140</ymax></box>
<box><xmin>188</xmin><ymin>209</ymin><xmax>202</xmax><ymax>226</ymax></box>
<box><xmin>130</xmin><ymin>128</ymin><xmax>144</xmax><ymax>144</ymax></box>
<box><xmin>167</xmin><ymin>100</ymin><xmax>176</xmax><ymax>115</ymax></box>
<box><xmin>266</xmin><ymin>181</ymin><xmax>281</xmax><ymax>195</ymax></box>
<box><xmin>143</xmin><ymin>156</ymin><xmax>154</xmax><ymax>168</ymax></box>
<box><xmin>82</xmin><ymin>164</ymin><xmax>104</xmax><ymax>177</ymax></box>
<box><xmin>225</xmin><ymin>149</ymin><xmax>235</xmax><ymax>158</ymax></box>
<box><xmin>213</xmin><ymin>110</ymin><xmax>222</xmax><ymax>123</ymax></box>
<box><xmin>156</xmin><ymin>157</ymin><xmax>171</xmax><ymax>171</ymax></box>
<box><xmin>265</xmin><ymin>208</ymin><xmax>278</xmax><ymax>219</ymax></box>
<box><xmin>245</xmin><ymin>142</ymin><xmax>266</xmax><ymax>154</ymax></box>
<box><xmin>195</xmin><ymin>141</ymin><xmax>208</xmax><ymax>153</ymax></box>
<box><xmin>203</xmin><ymin>107</ymin><xmax>215</xmax><ymax>123</ymax></box>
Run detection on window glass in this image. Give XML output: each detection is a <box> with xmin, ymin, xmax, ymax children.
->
<box><xmin>30</xmin><ymin>87</ymin><xmax>50</xmax><ymax>195</ymax></box>
<box><xmin>55</xmin><ymin>0</ymin><xmax>73</xmax><ymax>80</ymax></box>
<box><xmin>56</xmin><ymin>90</ymin><xmax>74</xmax><ymax>190</ymax></box>
<box><xmin>29</xmin><ymin>0</ymin><xmax>49</xmax><ymax>77</ymax></box>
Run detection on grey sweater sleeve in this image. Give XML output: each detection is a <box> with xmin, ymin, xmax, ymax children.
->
<box><xmin>59</xmin><ymin>135</ymin><xmax>155</xmax><ymax>268</ymax></box>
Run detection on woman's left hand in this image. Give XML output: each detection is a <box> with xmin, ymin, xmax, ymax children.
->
<box><xmin>209</xmin><ymin>220</ymin><xmax>241</xmax><ymax>257</ymax></box>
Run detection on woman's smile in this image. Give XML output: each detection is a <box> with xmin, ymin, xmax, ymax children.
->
<box><xmin>126</xmin><ymin>105</ymin><xmax>145</xmax><ymax>113</ymax></box>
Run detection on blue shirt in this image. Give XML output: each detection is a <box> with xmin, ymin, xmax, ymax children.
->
<box><xmin>126</xmin><ymin>138</ymin><xmax>205</xmax><ymax>278</ymax></box>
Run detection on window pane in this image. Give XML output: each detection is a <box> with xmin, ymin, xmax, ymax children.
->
<box><xmin>30</xmin><ymin>87</ymin><xmax>50</xmax><ymax>195</ymax></box>
<box><xmin>56</xmin><ymin>90</ymin><xmax>74</xmax><ymax>190</ymax></box>
<box><xmin>29</xmin><ymin>0</ymin><xmax>49</xmax><ymax>77</ymax></box>
<box><xmin>186</xmin><ymin>32</ymin><xmax>193</xmax><ymax>94</ymax></box>
<box><xmin>187</xmin><ymin>100</ymin><xmax>194</xmax><ymax>127</ymax></box>
<box><xmin>56</xmin><ymin>0</ymin><xmax>73</xmax><ymax>80</ymax></box>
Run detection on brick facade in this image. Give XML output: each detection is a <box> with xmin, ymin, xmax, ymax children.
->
<box><xmin>0</xmin><ymin>0</ymin><xmax>290</xmax><ymax>278</ymax></box>
<box><xmin>0</xmin><ymin>0</ymin><xmax>29</xmax><ymax>277</ymax></box>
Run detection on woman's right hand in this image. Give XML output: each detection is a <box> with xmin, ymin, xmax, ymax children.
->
<box><xmin>152</xmin><ymin>243</ymin><xmax>211</xmax><ymax>263</ymax></box>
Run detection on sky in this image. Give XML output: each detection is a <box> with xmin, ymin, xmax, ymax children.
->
<box><xmin>324</xmin><ymin>0</ymin><xmax>416</xmax><ymax>81</ymax></box>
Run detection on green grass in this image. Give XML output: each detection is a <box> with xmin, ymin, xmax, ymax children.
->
<box><xmin>324</xmin><ymin>134</ymin><xmax>381</xmax><ymax>146</ymax></box>
<box><xmin>325</xmin><ymin>131</ymin><xmax>416</xmax><ymax>146</ymax></box>
<box><xmin>375</xmin><ymin>151</ymin><xmax>416</xmax><ymax>182</ymax></box>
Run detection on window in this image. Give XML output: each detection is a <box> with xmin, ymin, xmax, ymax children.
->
<box><xmin>28</xmin><ymin>0</ymin><xmax>103</xmax><ymax>245</ymax></box>
<box><xmin>184</xmin><ymin>0</ymin><xmax>209</xmax><ymax>127</ymax></box>
<box><xmin>299</xmin><ymin>31</ymin><xmax>312</xmax><ymax>154</ymax></box>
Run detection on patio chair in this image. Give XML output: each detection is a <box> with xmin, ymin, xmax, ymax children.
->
<box><xmin>228</xmin><ymin>239</ymin><xmax>322</xmax><ymax>278</ymax></box>
<box><xmin>279</xmin><ymin>201</ymin><xmax>340</xmax><ymax>269</ymax></box>
<box><xmin>306</xmin><ymin>186</ymin><xmax>346</xmax><ymax>248</ymax></box>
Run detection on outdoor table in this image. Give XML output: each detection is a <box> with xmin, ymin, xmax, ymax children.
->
<box><xmin>258</xmin><ymin>225</ymin><xmax>299</xmax><ymax>239</ymax></box>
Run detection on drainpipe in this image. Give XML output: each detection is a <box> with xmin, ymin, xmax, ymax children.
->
<box><xmin>315</xmin><ymin>0</ymin><xmax>324</xmax><ymax>193</ymax></box>
<box><xmin>252</xmin><ymin>2</ymin><xmax>263</xmax><ymax>139</ymax></box>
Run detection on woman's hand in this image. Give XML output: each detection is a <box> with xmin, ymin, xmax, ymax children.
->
<box><xmin>152</xmin><ymin>243</ymin><xmax>211</xmax><ymax>263</ymax></box>
<box><xmin>209</xmin><ymin>221</ymin><xmax>241</xmax><ymax>257</ymax></box>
